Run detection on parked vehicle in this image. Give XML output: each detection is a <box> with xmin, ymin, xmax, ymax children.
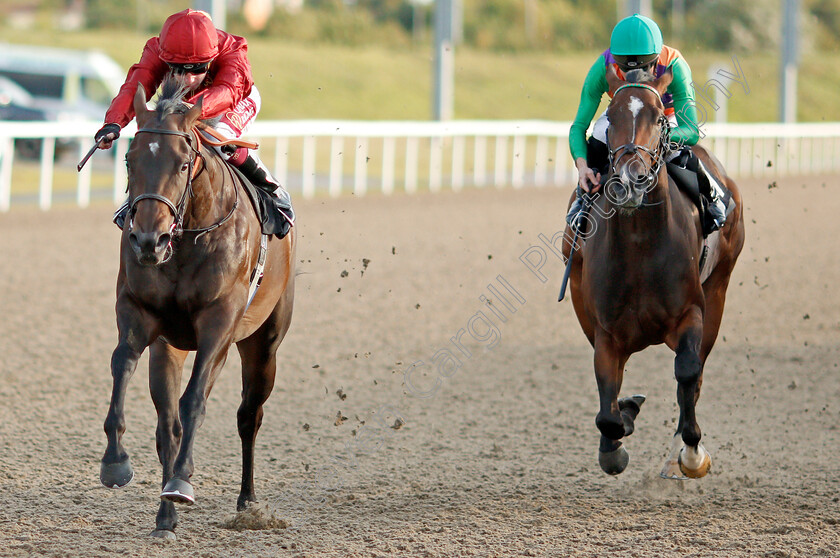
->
<box><xmin>0</xmin><ymin>75</ymin><xmax>75</xmax><ymax>159</ymax></box>
<box><xmin>0</xmin><ymin>43</ymin><xmax>123</xmax><ymax>122</ymax></box>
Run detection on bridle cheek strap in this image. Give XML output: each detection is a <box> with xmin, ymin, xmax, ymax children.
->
<box><xmin>128</xmin><ymin>127</ymin><xmax>202</xmax><ymax>234</ymax></box>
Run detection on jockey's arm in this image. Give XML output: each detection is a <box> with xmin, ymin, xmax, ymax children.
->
<box><xmin>103</xmin><ymin>39</ymin><xmax>169</xmax><ymax>129</ymax></box>
<box><xmin>569</xmin><ymin>55</ymin><xmax>609</xmax><ymax>191</ymax></box>
<box><xmin>570</xmin><ymin>55</ymin><xmax>609</xmax><ymax>162</ymax></box>
<box><xmin>187</xmin><ymin>39</ymin><xmax>254</xmax><ymax>121</ymax></box>
<box><xmin>668</xmin><ymin>57</ymin><xmax>700</xmax><ymax>147</ymax></box>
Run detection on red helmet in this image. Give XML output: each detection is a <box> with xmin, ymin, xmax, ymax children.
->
<box><xmin>159</xmin><ymin>9</ymin><xmax>219</xmax><ymax>64</ymax></box>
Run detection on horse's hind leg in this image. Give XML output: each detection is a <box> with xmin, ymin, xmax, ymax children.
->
<box><xmin>234</xmin><ymin>299</ymin><xmax>292</xmax><ymax>511</ymax></box>
<box><xmin>149</xmin><ymin>340</ymin><xmax>187</xmax><ymax>539</ymax></box>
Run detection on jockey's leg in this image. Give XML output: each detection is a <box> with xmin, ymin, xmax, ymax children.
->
<box><xmin>212</xmin><ymin>85</ymin><xmax>294</xmax><ymax>238</ymax></box>
<box><xmin>696</xmin><ymin>158</ymin><xmax>727</xmax><ymax>232</ymax></box>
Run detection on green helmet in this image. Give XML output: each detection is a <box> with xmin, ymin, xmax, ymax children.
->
<box><xmin>610</xmin><ymin>13</ymin><xmax>662</xmax><ymax>71</ymax></box>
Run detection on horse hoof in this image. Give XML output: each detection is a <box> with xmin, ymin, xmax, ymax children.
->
<box><xmin>598</xmin><ymin>445</ymin><xmax>629</xmax><ymax>475</ymax></box>
<box><xmin>100</xmin><ymin>459</ymin><xmax>134</xmax><ymax>489</ymax></box>
<box><xmin>618</xmin><ymin>394</ymin><xmax>646</xmax><ymax>412</ymax></box>
<box><xmin>659</xmin><ymin>459</ymin><xmax>688</xmax><ymax>480</ymax></box>
<box><xmin>678</xmin><ymin>445</ymin><xmax>712</xmax><ymax>479</ymax></box>
<box><xmin>161</xmin><ymin>478</ymin><xmax>195</xmax><ymax>505</ymax></box>
<box><xmin>150</xmin><ymin>529</ymin><xmax>176</xmax><ymax>540</ymax></box>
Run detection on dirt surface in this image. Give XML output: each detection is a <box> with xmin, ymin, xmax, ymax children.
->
<box><xmin>1</xmin><ymin>176</ymin><xmax>839</xmax><ymax>557</ymax></box>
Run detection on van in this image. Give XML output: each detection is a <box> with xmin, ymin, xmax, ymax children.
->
<box><xmin>0</xmin><ymin>43</ymin><xmax>124</xmax><ymax>122</ymax></box>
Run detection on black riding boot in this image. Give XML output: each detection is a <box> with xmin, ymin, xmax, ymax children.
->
<box><xmin>697</xmin><ymin>159</ymin><xmax>727</xmax><ymax>233</ymax></box>
<box><xmin>237</xmin><ymin>155</ymin><xmax>295</xmax><ymax>239</ymax></box>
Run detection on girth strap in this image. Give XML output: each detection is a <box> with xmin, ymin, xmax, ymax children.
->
<box><xmin>245</xmin><ymin>234</ymin><xmax>269</xmax><ymax>312</ymax></box>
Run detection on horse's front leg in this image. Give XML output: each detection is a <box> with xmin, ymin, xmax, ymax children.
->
<box><xmin>148</xmin><ymin>339</ymin><xmax>188</xmax><ymax>539</ymax></box>
<box><xmin>664</xmin><ymin>307</ymin><xmax>711</xmax><ymax>479</ymax></box>
<box><xmin>593</xmin><ymin>334</ymin><xmax>638</xmax><ymax>475</ymax></box>
<box><xmin>101</xmin><ymin>298</ymin><xmax>159</xmax><ymax>488</ymax></box>
<box><xmin>160</xmin><ymin>306</ymin><xmax>236</xmax><ymax>505</ymax></box>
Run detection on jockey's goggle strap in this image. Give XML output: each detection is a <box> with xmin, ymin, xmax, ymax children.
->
<box><xmin>167</xmin><ymin>61</ymin><xmax>211</xmax><ymax>75</ymax></box>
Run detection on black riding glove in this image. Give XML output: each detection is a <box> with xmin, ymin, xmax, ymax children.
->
<box><xmin>95</xmin><ymin>123</ymin><xmax>121</xmax><ymax>145</ymax></box>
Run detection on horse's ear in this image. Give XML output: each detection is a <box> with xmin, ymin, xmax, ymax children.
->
<box><xmin>606</xmin><ymin>65</ymin><xmax>626</xmax><ymax>96</ymax></box>
<box><xmin>185</xmin><ymin>96</ymin><xmax>204</xmax><ymax>128</ymax></box>
<box><xmin>133</xmin><ymin>83</ymin><xmax>149</xmax><ymax>123</ymax></box>
<box><xmin>653</xmin><ymin>66</ymin><xmax>674</xmax><ymax>95</ymax></box>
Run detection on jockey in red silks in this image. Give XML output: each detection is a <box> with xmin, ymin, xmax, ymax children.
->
<box><xmin>95</xmin><ymin>9</ymin><xmax>294</xmax><ymax>238</ymax></box>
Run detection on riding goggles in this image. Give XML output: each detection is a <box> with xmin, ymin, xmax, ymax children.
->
<box><xmin>167</xmin><ymin>62</ymin><xmax>211</xmax><ymax>75</ymax></box>
<box><xmin>613</xmin><ymin>53</ymin><xmax>658</xmax><ymax>73</ymax></box>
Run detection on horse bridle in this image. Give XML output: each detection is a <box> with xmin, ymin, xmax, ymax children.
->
<box><xmin>127</xmin><ymin>127</ymin><xmax>239</xmax><ymax>243</ymax></box>
<box><xmin>605</xmin><ymin>83</ymin><xmax>672</xmax><ymax>202</ymax></box>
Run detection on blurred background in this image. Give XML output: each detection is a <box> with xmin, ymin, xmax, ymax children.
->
<box><xmin>0</xmin><ymin>0</ymin><xmax>838</xmax><ymax>207</ymax></box>
<box><xmin>1</xmin><ymin>0</ymin><xmax>838</xmax><ymax>121</ymax></box>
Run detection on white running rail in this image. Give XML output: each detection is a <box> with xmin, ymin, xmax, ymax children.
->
<box><xmin>1</xmin><ymin>120</ymin><xmax>839</xmax><ymax>211</ymax></box>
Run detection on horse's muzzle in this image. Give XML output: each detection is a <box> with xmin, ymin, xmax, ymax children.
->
<box><xmin>129</xmin><ymin>230</ymin><xmax>172</xmax><ymax>266</ymax></box>
<box><xmin>607</xmin><ymin>164</ymin><xmax>655</xmax><ymax>211</ymax></box>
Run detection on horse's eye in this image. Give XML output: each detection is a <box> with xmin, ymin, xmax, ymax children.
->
<box><xmin>180</xmin><ymin>162</ymin><xmax>189</xmax><ymax>173</ymax></box>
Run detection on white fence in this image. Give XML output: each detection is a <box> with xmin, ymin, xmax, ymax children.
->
<box><xmin>1</xmin><ymin>120</ymin><xmax>839</xmax><ymax>211</ymax></box>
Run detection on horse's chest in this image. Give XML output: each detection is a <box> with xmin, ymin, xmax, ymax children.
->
<box><xmin>128</xmin><ymin>251</ymin><xmax>246</xmax><ymax>309</ymax></box>
<box><xmin>588</xmin><ymin>258</ymin><xmax>691</xmax><ymax>345</ymax></box>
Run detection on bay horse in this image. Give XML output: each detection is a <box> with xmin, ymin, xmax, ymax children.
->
<box><xmin>100</xmin><ymin>80</ymin><xmax>296</xmax><ymax>539</ymax></box>
<box><xmin>562</xmin><ymin>67</ymin><xmax>745</xmax><ymax>478</ymax></box>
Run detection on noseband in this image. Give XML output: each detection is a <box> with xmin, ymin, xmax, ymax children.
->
<box><xmin>127</xmin><ymin>127</ymin><xmax>239</xmax><ymax>244</ymax></box>
<box><xmin>605</xmin><ymin>84</ymin><xmax>672</xmax><ymax>201</ymax></box>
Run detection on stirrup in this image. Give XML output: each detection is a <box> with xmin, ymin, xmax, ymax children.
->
<box><xmin>566</xmin><ymin>195</ymin><xmax>584</xmax><ymax>228</ymax></box>
<box><xmin>706</xmin><ymin>198</ymin><xmax>726</xmax><ymax>232</ymax></box>
<box><xmin>113</xmin><ymin>200</ymin><xmax>129</xmax><ymax>230</ymax></box>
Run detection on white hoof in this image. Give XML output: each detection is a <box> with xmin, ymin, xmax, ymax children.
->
<box><xmin>678</xmin><ymin>444</ymin><xmax>712</xmax><ymax>478</ymax></box>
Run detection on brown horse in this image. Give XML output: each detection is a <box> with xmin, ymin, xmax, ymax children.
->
<box><xmin>99</xmin><ymin>80</ymin><xmax>296</xmax><ymax>539</ymax></box>
<box><xmin>562</xmin><ymin>67</ymin><xmax>745</xmax><ymax>478</ymax></box>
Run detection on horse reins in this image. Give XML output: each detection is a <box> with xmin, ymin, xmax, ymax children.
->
<box><xmin>128</xmin><ymin>127</ymin><xmax>239</xmax><ymax>244</ymax></box>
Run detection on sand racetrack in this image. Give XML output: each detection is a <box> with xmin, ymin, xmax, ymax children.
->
<box><xmin>0</xmin><ymin>175</ymin><xmax>838</xmax><ymax>557</ymax></box>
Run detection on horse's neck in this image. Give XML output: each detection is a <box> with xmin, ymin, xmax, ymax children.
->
<box><xmin>184</xmin><ymin>150</ymin><xmax>232</xmax><ymax>229</ymax></box>
<box><xmin>604</xmin><ymin>170</ymin><xmax>673</xmax><ymax>244</ymax></box>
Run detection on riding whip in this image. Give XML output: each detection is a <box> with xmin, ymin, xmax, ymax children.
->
<box><xmin>557</xmin><ymin>193</ymin><xmax>592</xmax><ymax>302</ymax></box>
<box><xmin>77</xmin><ymin>136</ymin><xmax>106</xmax><ymax>172</ymax></box>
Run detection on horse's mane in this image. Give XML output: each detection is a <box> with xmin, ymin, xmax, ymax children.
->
<box><xmin>624</xmin><ymin>68</ymin><xmax>656</xmax><ymax>84</ymax></box>
<box><xmin>154</xmin><ymin>76</ymin><xmax>220</xmax><ymax>127</ymax></box>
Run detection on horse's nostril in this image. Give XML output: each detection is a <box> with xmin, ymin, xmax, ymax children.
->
<box><xmin>156</xmin><ymin>233</ymin><xmax>171</xmax><ymax>253</ymax></box>
<box><xmin>129</xmin><ymin>232</ymin><xmax>140</xmax><ymax>252</ymax></box>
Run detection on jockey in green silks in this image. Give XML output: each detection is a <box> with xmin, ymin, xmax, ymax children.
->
<box><xmin>566</xmin><ymin>13</ymin><xmax>726</xmax><ymax>233</ymax></box>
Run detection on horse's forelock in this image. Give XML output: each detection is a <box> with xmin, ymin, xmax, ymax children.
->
<box><xmin>154</xmin><ymin>77</ymin><xmax>192</xmax><ymax>122</ymax></box>
<box><xmin>623</xmin><ymin>68</ymin><xmax>656</xmax><ymax>84</ymax></box>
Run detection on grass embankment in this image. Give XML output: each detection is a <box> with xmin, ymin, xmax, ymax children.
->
<box><xmin>3</xmin><ymin>28</ymin><xmax>839</xmax><ymax>200</ymax></box>
<box><xmin>3</xmin><ymin>27</ymin><xmax>839</xmax><ymax>122</ymax></box>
